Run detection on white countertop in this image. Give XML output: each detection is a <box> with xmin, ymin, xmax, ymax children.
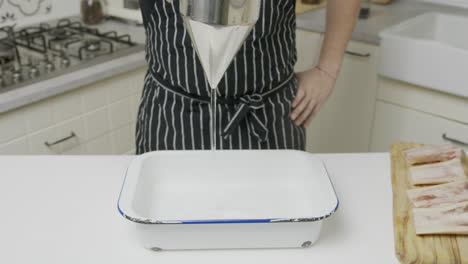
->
<box><xmin>0</xmin><ymin>153</ymin><xmax>398</xmax><ymax>263</ymax></box>
<box><xmin>297</xmin><ymin>0</ymin><xmax>468</xmax><ymax>44</ymax></box>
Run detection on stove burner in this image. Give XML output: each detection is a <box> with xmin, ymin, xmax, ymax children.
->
<box><xmin>0</xmin><ymin>18</ymin><xmax>138</xmax><ymax>89</ymax></box>
<box><xmin>0</xmin><ymin>41</ymin><xmax>15</xmax><ymax>65</ymax></box>
<box><xmin>0</xmin><ymin>41</ymin><xmax>14</xmax><ymax>55</ymax></box>
<box><xmin>0</xmin><ymin>55</ymin><xmax>14</xmax><ymax>66</ymax></box>
<box><xmin>49</xmin><ymin>28</ymin><xmax>74</xmax><ymax>40</ymax></box>
<box><xmin>84</xmin><ymin>39</ymin><xmax>101</xmax><ymax>52</ymax></box>
<box><xmin>0</xmin><ymin>68</ymin><xmax>4</xmax><ymax>87</ymax></box>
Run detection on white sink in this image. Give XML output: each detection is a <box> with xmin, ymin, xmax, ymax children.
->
<box><xmin>379</xmin><ymin>12</ymin><xmax>468</xmax><ymax>98</ymax></box>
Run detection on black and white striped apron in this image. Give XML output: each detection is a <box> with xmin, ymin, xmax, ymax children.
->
<box><xmin>136</xmin><ymin>0</ymin><xmax>305</xmax><ymax>153</ymax></box>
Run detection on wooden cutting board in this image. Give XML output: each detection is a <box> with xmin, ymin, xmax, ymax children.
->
<box><xmin>391</xmin><ymin>142</ymin><xmax>468</xmax><ymax>264</ymax></box>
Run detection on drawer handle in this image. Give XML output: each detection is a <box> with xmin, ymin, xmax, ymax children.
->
<box><xmin>442</xmin><ymin>133</ymin><xmax>468</xmax><ymax>147</ymax></box>
<box><xmin>45</xmin><ymin>131</ymin><xmax>76</xmax><ymax>147</ymax></box>
<box><xmin>345</xmin><ymin>50</ymin><xmax>371</xmax><ymax>58</ymax></box>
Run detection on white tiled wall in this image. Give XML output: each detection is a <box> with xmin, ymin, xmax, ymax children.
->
<box><xmin>0</xmin><ymin>67</ymin><xmax>146</xmax><ymax>155</ymax></box>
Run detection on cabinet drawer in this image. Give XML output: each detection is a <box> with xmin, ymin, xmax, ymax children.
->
<box><xmin>28</xmin><ymin>118</ymin><xmax>87</xmax><ymax>155</ymax></box>
<box><xmin>377</xmin><ymin>77</ymin><xmax>468</xmax><ymax>125</ymax></box>
<box><xmin>371</xmin><ymin>101</ymin><xmax>468</xmax><ymax>152</ymax></box>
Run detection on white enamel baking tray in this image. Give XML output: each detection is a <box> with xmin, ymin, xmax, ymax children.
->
<box><xmin>118</xmin><ymin>150</ymin><xmax>339</xmax><ymax>251</ymax></box>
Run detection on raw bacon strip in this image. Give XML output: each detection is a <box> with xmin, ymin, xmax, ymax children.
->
<box><xmin>412</xmin><ymin>201</ymin><xmax>468</xmax><ymax>235</ymax></box>
<box><xmin>404</xmin><ymin>143</ymin><xmax>462</xmax><ymax>165</ymax></box>
<box><xmin>409</xmin><ymin>158</ymin><xmax>466</xmax><ymax>185</ymax></box>
<box><xmin>407</xmin><ymin>180</ymin><xmax>468</xmax><ymax>208</ymax></box>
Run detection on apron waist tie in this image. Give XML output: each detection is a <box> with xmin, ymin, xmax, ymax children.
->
<box><xmin>149</xmin><ymin>72</ymin><xmax>295</xmax><ymax>142</ymax></box>
<box><xmin>222</xmin><ymin>94</ymin><xmax>267</xmax><ymax>141</ymax></box>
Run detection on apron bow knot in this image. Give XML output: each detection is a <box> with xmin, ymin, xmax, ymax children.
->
<box><xmin>222</xmin><ymin>93</ymin><xmax>268</xmax><ymax>142</ymax></box>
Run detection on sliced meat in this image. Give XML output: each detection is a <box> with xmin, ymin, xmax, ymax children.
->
<box><xmin>409</xmin><ymin>158</ymin><xmax>466</xmax><ymax>185</ymax></box>
<box><xmin>404</xmin><ymin>143</ymin><xmax>462</xmax><ymax>165</ymax></box>
<box><xmin>412</xmin><ymin>201</ymin><xmax>468</xmax><ymax>235</ymax></box>
<box><xmin>407</xmin><ymin>180</ymin><xmax>468</xmax><ymax>208</ymax></box>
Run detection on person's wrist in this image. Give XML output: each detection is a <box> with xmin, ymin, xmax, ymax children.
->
<box><xmin>315</xmin><ymin>65</ymin><xmax>337</xmax><ymax>81</ymax></box>
<box><xmin>317</xmin><ymin>59</ymin><xmax>341</xmax><ymax>80</ymax></box>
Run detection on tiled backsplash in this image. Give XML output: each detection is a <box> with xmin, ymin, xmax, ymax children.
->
<box><xmin>0</xmin><ymin>0</ymin><xmax>79</xmax><ymax>27</ymax></box>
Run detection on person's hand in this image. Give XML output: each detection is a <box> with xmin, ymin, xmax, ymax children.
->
<box><xmin>291</xmin><ymin>67</ymin><xmax>337</xmax><ymax>128</ymax></box>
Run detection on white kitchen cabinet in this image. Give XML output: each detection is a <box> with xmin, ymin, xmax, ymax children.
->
<box><xmin>371</xmin><ymin>101</ymin><xmax>468</xmax><ymax>152</ymax></box>
<box><xmin>295</xmin><ymin>30</ymin><xmax>323</xmax><ymax>72</ymax></box>
<box><xmin>377</xmin><ymin>77</ymin><xmax>468</xmax><ymax>125</ymax></box>
<box><xmin>28</xmin><ymin>126</ymin><xmax>61</xmax><ymax>155</ymax></box>
<box><xmin>0</xmin><ymin>67</ymin><xmax>146</xmax><ymax>155</ymax></box>
<box><xmin>0</xmin><ymin>136</ymin><xmax>29</xmax><ymax>155</ymax></box>
<box><xmin>371</xmin><ymin>77</ymin><xmax>468</xmax><ymax>152</ymax></box>
<box><xmin>295</xmin><ymin>30</ymin><xmax>380</xmax><ymax>153</ymax></box>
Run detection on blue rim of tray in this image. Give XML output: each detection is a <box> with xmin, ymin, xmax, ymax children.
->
<box><xmin>117</xmin><ymin>160</ymin><xmax>340</xmax><ymax>225</ymax></box>
<box><xmin>117</xmin><ymin>203</ymin><xmax>339</xmax><ymax>224</ymax></box>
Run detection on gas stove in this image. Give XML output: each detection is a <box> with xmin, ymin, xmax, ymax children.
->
<box><xmin>0</xmin><ymin>18</ymin><xmax>143</xmax><ymax>92</ymax></box>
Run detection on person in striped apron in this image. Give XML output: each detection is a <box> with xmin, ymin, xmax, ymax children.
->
<box><xmin>136</xmin><ymin>0</ymin><xmax>360</xmax><ymax>153</ymax></box>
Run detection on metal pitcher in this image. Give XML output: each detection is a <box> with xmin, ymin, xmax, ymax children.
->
<box><xmin>180</xmin><ymin>0</ymin><xmax>261</xmax><ymax>26</ymax></box>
